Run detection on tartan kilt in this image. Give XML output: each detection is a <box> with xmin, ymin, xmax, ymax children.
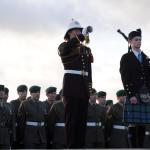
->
<box><xmin>123</xmin><ymin>97</ymin><xmax>150</xmax><ymax>124</ymax></box>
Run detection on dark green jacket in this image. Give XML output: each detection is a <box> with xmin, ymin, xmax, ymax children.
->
<box><xmin>48</xmin><ymin>101</ymin><xmax>66</xmax><ymax>146</ymax></box>
<box><xmin>18</xmin><ymin>99</ymin><xmax>47</xmax><ymax>144</ymax></box>
<box><xmin>85</xmin><ymin>103</ymin><xmax>106</xmax><ymax>146</ymax></box>
<box><xmin>10</xmin><ymin>99</ymin><xmax>23</xmax><ymax>143</ymax></box>
<box><xmin>0</xmin><ymin>101</ymin><xmax>15</xmax><ymax>146</ymax></box>
<box><xmin>105</xmin><ymin>102</ymin><xmax>128</xmax><ymax>148</ymax></box>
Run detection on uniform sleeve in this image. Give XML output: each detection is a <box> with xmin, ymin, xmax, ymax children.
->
<box><xmin>88</xmin><ymin>64</ymin><xmax>92</xmax><ymax>92</ymax></box>
<box><xmin>58</xmin><ymin>34</ymin><xmax>85</xmax><ymax>56</ymax></box>
<box><xmin>18</xmin><ymin>101</ymin><xmax>26</xmax><ymax>142</ymax></box>
<box><xmin>144</xmin><ymin>54</ymin><xmax>150</xmax><ymax>81</ymax></box>
<box><xmin>9</xmin><ymin>103</ymin><xmax>16</xmax><ymax>142</ymax></box>
<box><xmin>105</xmin><ymin>107</ymin><xmax>113</xmax><ymax>139</ymax></box>
<box><xmin>47</xmin><ymin>104</ymin><xmax>57</xmax><ymax>145</ymax></box>
<box><xmin>120</xmin><ymin>54</ymin><xmax>136</xmax><ymax>98</ymax></box>
<box><xmin>87</xmin><ymin>48</ymin><xmax>92</xmax><ymax>80</ymax></box>
<box><xmin>81</xmin><ymin>46</ymin><xmax>93</xmax><ymax>94</ymax></box>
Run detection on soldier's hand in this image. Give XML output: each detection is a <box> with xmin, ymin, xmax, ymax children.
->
<box><xmin>77</xmin><ymin>34</ymin><xmax>85</xmax><ymax>42</ymax></box>
<box><xmin>129</xmin><ymin>96</ymin><xmax>138</xmax><ymax>104</ymax></box>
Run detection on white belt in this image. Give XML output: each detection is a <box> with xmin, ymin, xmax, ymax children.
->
<box><xmin>26</xmin><ymin>121</ymin><xmax>44</xmax><ymax>126</ymax></box>
<box><xmin>86</xmin><ymin>122</ymin><xmax>101</xmax><ymax>127</ymax></box>
<box><xmin>64</xmin><ymin>70</ymin><xmax>88</xmax><ymax>76</ymax></box>
<box><xmin>145</xmin><ymin>131</ymin><xmax>150</xmax><ymax>135</ymax></box>
<box><xmin>113</xmin><ymin>125</ymin><xmax>127</xmax><ymax>130</ymax></box>
<box><xmin>55</xmin><ymin>123</ymin><xmax>65</xmax><ymax>127</ymax></box>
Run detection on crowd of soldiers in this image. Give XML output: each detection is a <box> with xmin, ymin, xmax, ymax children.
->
<box><xmin>0</xmin><ymin>84</ymin><xmax>150</xmax><ymax>149</ymax></box>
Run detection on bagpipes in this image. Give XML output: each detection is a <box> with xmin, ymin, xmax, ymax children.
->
<box><xmin>117</xmin><ymin>28</ymin><xmax>141</xmax><ymax>53</ymax></box>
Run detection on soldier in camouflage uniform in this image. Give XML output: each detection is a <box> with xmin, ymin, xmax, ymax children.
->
<box><xmin>18</xmin><ymin>85</ymin><xmax>47</xmax><ymax>149</ymax></box>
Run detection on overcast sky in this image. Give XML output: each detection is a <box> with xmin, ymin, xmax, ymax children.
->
<box><xmin>0</xmin><ymin>0</ymin><xmax>150</xmax><ymax>102</ymax></box>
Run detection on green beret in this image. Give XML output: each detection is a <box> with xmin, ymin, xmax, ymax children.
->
<box><xmin>116</xmin><ymin>89</ymin><xmax>126</xmax><ymax>97</ymax></box>
<box><xmin>46</xmin><ymin>87</ymin><xmax>57</xmax><ymax>94</ymax></box>
<box><xmin>97</xmin><ymin>91</ymin><xmax>106</xmax><ymax>97</ymax></box>
<box><xmin>91</xmin><ymin>88</ymin><xmax>97</xmax><ymax>94</ymax></box>
<box><xmin>29</xmin><ymin>85</ymin><xmax>41</xmax><ymax>93</ymax></box>
<box><xmin>4</xmin><ymin>87</ymin><xmax>9</xmax><ymax>94</ymax></box>
<box><xmin>106</xmin><ymin>100</ymin><xmax>113</xmax><ymax>106</ymax></box>
<box><xmin>17</xmin><ymin>85</ymin><xmax>27</xmax><ymax>92</ymax></box>
<box><xmin>0</xmin><ymin>85</ymin><xmax>5</xmax><ymax>91</ymax></box>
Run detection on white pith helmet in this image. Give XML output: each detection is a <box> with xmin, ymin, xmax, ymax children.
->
<box><xmin>64</xmin><ymin>19</ymin><xmax>83</xmax><ymax>39</ymax></box>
